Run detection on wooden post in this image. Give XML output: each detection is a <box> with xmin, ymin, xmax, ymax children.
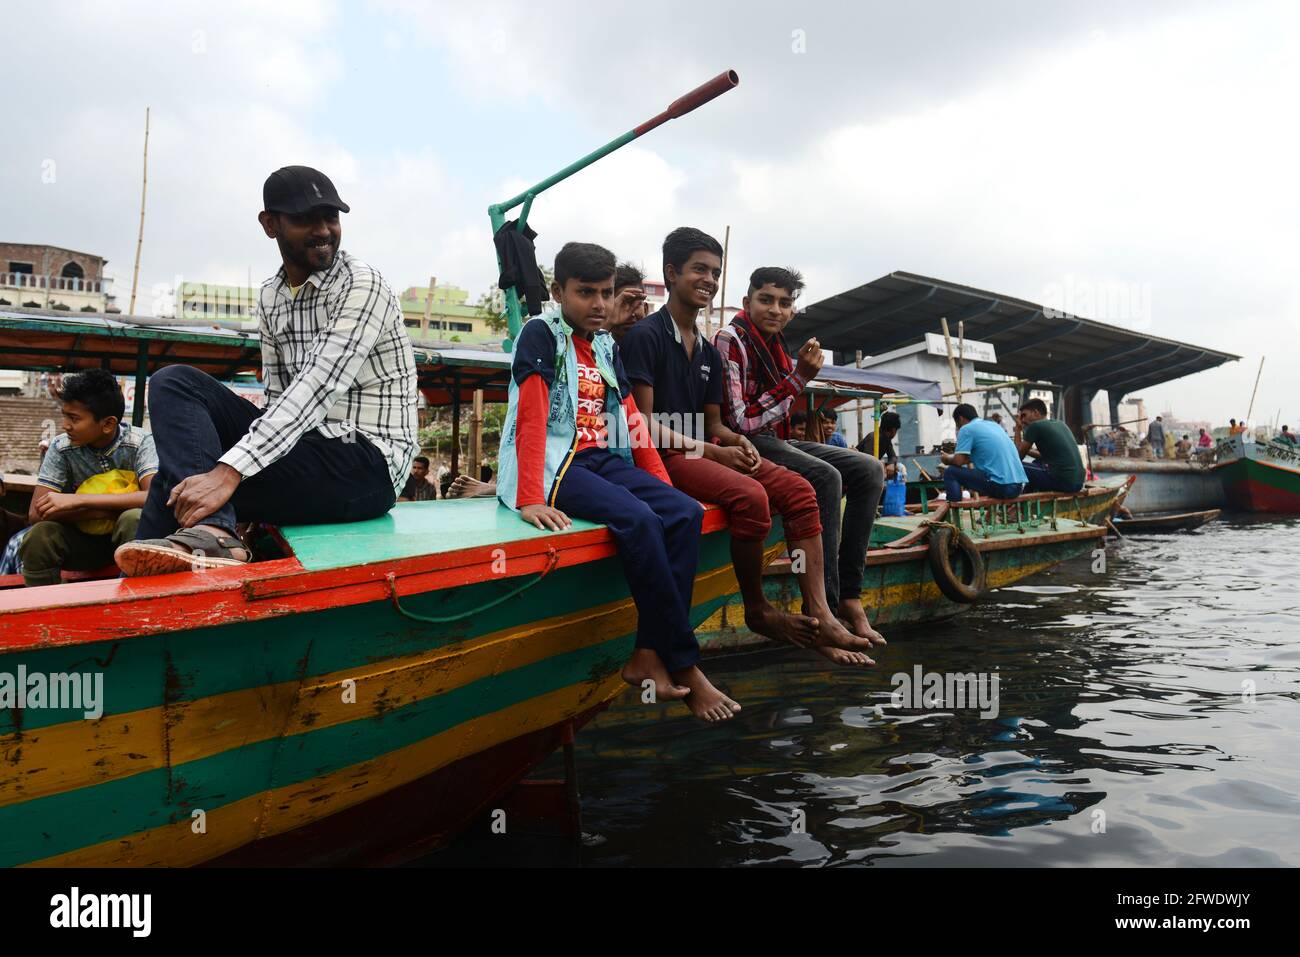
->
<box><xmin>1246</xmin><ymin>356</ymin><xmax>1265</xmax><ymax>426</ymax></box>
<box><xmin>468</xmin><ymin>388</ymin><xmax>484</xmax><ymax>480</ymax></box>
<box><xmin>939</xmin><ymin>317</ymin><xmax>961</xmax><ymax>398</ymax></box>
<box><xmin>450</xmin><ymin>373</ymin><xmax>461</xmax><ymax>477</ymax></box>
<box><xmin>129</xmin><ymin>106</ymin><xmax>150</xmax><ymax>316</ymax></box>
<box><xmin>422</xmin><ymin>275</ymin><xmax>436</xmax><ymax>340</ymax></box>
<box><xmin>854</xmin><ymin>349</ymin><xmax>864</xmax><ymax>444</ymax></box>
<box><xmin>957</xmin><ymin>319</ymin><xmax>966</xmax><ymax>402</ymax></box>
<box><xmin>716</xmin><ymin>224</ymin><xmax>731</xmax><ymax>339</ymax></box>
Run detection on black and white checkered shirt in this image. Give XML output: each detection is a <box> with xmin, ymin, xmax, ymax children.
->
<box><xmin>218</xmin><ymin>250</ymin><xmax>418</xmax><ymax>494</ymax></box>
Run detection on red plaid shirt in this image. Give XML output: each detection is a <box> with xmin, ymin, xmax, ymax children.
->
<box><xmin>713</xmin><ymin>316</ymin><xmax>808</xmax><ymax>438</ymax></box>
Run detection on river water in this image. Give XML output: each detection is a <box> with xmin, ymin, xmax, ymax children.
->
<box><xmin>424</xmin><ymin>514</ymin><xmax>1300</xmax><ymax>867</ymax></box>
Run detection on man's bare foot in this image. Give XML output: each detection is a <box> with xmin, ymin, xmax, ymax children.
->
<box><xmin>838</xmin><ymin>598</ymin><xmax>887</xmax><ymax>646</ymax></box>
<box><xmin>621</xmin><ymin>648</ymin><xmax>689</xmax><ymax>702</ymax></box>
<box><xmin>670</xmin><ymin>665</ymin><xmax>741</xmax><ymax>722</ymax></box>
<box><xmin>815</xmin><ymin>645</ymin><xmax>874</xmax><ymax>667</ymax></box>
<box><xmin>802</xmin><ymin>602</ymin><xmax>877</xmax><ymax>653</ymax></box>
<box><xmin>448</xmin><ymin>475</ymin><xmax>496</xmax><ymax>499</ymax></box>
<box><xmin>744</xmin><ymin>600</ymin><xmax>819</xmax><ymax>649</ymax></box>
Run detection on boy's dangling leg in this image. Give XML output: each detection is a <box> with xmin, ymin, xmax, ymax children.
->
<box><xmin>555</xmin><ymin>450</ymin><xmax>740</xmax><ymax>721</ymax></box>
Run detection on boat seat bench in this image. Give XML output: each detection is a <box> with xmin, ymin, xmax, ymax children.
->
<box><xmin>278</xmin><ymin>498</ymin><xmax>610</xmax><ymax>573</ymax></box>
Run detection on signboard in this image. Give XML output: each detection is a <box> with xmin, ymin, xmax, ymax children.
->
<box><xmin>116</xmin><ymin>375</ymin><xmax>266</xmax><ymax>412</ymax></box>
<box><xmin>924</xmin><ymin>333</ymin><xmax>996</xmax><ymax>364</ymax></box>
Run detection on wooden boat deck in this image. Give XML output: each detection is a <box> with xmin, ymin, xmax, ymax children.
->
<box><xmin>281</xmin><ymin>498</ymin><xmax>601</xmax><ymax>572</ymax></box>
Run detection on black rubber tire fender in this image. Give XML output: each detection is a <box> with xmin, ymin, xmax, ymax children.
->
<box><xmin>927</xmin><ymin>524</ymin><xmax>987</xmax><ymax>603</ymax></box>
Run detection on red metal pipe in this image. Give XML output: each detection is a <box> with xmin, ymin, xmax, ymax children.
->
<box><xmin>633</xmin><ymin>69</ymin><xmax>739</xmax><ymax>136</ymax></box>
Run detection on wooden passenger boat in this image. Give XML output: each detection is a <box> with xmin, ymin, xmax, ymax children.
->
<box><xmin>1111</xmin><ymin>508</ymin><xmax>1220</xmax><ymax>534</ymax></box>
<box><xmin>1211</xmin><ymin>435</ymin><xmax>1300</xmax><ymax>513</ymax></box>
<box><xmin>0</xmin><ymin>500</ymin><xmax>778</xmax><ymax>866</ymax></box>
<box><xmin>698</xmin><ymin>489</ymin><xmax>1108</xmax><ymax>650</ymax></box>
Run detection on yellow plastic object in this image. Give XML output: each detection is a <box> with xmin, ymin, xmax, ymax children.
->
<box><xmin>74</xmin><ymin>469</ymin><xmax>139</xmax><ymax>535</ymax></box>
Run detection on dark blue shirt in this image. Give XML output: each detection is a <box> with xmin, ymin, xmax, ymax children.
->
<box><xmin>619</xmin><ymin>306</ymin><xmax>724</xmax><ymax>421</ymax></box>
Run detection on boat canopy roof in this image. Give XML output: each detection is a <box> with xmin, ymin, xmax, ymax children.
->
<box><xmin>809</xmin><ymin>364</ymin><xmax>942</xmax><ymax>404</ymax></box>
<box><xmin>785</xmin><ymin>271</ymin><xmax>1239</xmax><ymax>398</ymax></box>
<box><xmin>0</xmin><ymin>310</ymin><xmax>510</xmax><ymax>404</ymax></box>
<box><xmin>0</xmin><ymin>310</ymin><xmax>939</xmax><ymax>408</ymax></box>
<box><xmin>0</xmin><ymin>310</ymin><xmax>261</xmax><ymax>379</ymax></box>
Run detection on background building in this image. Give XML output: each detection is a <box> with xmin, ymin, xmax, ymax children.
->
<box><xmin>178</xmin><ymin>281</ymin><xmax>259</xmax><ymax>327</ymax></box>
<box><xmin>400</xmin><ymin>284</ymin><xmax>496</xmax><ymax>344</ymax></box>
<box><xmin>0</xmin><ymin>242</ymin><xmax>116</xmax><ymax>313</ymax></box>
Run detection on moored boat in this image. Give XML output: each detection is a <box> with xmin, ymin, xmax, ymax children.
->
<box><xmin>0</xmin><ymin>499</ymin><xmax>777</xmax><ymax>866</ymax></box>
<box><xmin>1211</xmin><ymin>435</ymin><xmax>1300</xmax><ymax>513</ymax></box>
<box><xmin>698</xmin><ymin>489</ymin><xmax>1108</xmax><ymax>651</ymax></box>
<box><xmin>1111</xmin><ymin>508</ymin><xmax>1221</xmax><ymax>534</ymax></box>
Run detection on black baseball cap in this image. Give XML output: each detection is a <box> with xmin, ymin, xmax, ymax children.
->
<box><xmin>262</xmin><ymin>166</ymin><xmax>350</xmax><ymax>215</ymax></box>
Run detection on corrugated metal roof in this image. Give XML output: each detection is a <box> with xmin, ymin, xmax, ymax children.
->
<box><xmin>785</xmin><ymin>271</ymin><xmax>1239</xmax><ymax>397</ymax></box>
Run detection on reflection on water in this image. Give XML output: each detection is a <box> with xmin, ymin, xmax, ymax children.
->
<box><xmin>424</xmin><ymin>515</ymin><xmax>1300</xmax><ymax>867</ymax></box>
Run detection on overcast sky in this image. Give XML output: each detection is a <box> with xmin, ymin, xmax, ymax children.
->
<box><xmin>4</xmin><ymin>0</ymin><xmax>1297</xmax><ymax>425</ymax></box>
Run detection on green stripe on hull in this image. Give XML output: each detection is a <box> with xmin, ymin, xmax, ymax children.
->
<box><xmin>698</xmin><ymin>536</ymin><xmax>1095</xmax><ymax>650</ymax></box>
<box><xmin>0</xmin><ymin>631</ymin><xmax>635</xmax><ymax>866</ymax></box>
<box><xmin>2</xmin><ymin>530</ymin><xmax>739</xmax><ymax>735</ymax></box>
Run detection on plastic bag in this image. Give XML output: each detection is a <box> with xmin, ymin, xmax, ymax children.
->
<box><xmin>74</xmin><ymin>469</ymin><xmax>140</xmax><ymax>535</ymax></box>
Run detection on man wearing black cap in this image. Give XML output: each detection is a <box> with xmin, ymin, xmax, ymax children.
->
<box><xmin>115</xmin><ymin>166</ymin><xmax>418</xmax><ymax>576</ymax></box>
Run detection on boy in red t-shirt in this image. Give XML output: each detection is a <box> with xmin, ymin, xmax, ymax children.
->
<box><xmin>497</xmin><ymin>242</ymin><xmax>740</xmax><ymax>722</ymax></box>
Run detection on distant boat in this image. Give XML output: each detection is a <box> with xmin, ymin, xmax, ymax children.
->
<box><xmin>1211</xmin><ymin>435</ymin><xmax>1300</xmax><ymax>512</ymax></box>
<box><xmin>699</xmin><ymin>479</ymin><xmax>1126</xmax><ymax>648</ymax></box>
<box><xmin>1111</xmin><ymin>508</ymin><xmax>1221</xmax><ymax>534</ymax></box>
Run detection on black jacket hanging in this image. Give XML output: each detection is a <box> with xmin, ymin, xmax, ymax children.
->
<box><xmin>493</xmin><ymin>219</ymin><xmax>548</xmax><ymax>317</ymax></box>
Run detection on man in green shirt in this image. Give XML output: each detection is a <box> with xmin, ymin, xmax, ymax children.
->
<box><xmin>1014</xmin><ymin>398</ymin><xmax>1085</xmax><ymax>493</ymax></box>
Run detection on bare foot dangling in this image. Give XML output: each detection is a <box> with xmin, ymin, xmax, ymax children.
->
<box><xmin>744</xmin><ymin>600</ymin><xmax>819</xmax><ymax>649</ymax></box>
<box><xmin>621</xmin><ymin>648</ymin><xmax>689</xmax><ymax>702</ymax></box>
<box><xmin>670</xmin><ymin>665</ymin><xmax>741</xmax><ymax>722</ymax></box>
<box><xmin>838</xmin><ymin>597</ymin><xmax>887</xmax><ymax>646</ymax></box>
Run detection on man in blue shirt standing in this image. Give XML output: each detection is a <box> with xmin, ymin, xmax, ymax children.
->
<box><xmin>940</xmin><ymin>403</ymin><xmax>1027</xmax><ymax>501</ymax></box>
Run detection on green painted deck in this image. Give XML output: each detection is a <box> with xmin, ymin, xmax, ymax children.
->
<box><xmin>279</xmin><ymin>499</ymin><xmax>605</xmax><ymax>572</ymax></box>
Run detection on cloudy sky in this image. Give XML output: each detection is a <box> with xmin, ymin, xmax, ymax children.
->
<box><xmin>4</xmin><ymin>0</ymin><xmax>1297</xmax><ymax>425</ymax></box>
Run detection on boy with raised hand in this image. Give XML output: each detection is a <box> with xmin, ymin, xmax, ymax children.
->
<box><xmin>496</xmin><ymin>241</ymin><xmax>740</xmax><ymax>723</ymax></box>
<box><xmin>715</xmin><ymin>267</ymin><xmax>888</xmax><ymax>647</ymax></box>
<box><xmin>602</xmin><ymin>261</ymin><xmax>649</xmax><ymax>344</ymax></box>
<box><xmin>19</xmin><ymin>369</ymin><xmax>156</xmax><ymax>586</ymax></box>
<box><xmin>621</xmin><ymin>229</ymin><xmax>874</xmax><ymax>667</ymax></box>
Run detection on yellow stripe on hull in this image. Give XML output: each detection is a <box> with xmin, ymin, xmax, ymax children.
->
<box><xmin>4</xmin><ymin>552</ymin><xmax>748</xmax><ymax>813</ymax></box>
<box><xmin>25</xmin><ymin>674</ymin><xmax>626</xmax><ymax>867</ymax></box>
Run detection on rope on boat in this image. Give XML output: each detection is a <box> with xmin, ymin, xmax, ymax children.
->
<box><xmin>385</xmin><ymin>546</ymin><xmax>560</xmax><ymax>624</ymax></box>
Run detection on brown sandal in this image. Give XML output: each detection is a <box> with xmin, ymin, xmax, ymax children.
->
<box><xmin>115</xmin><ymin>527</ymin><xmax>250</xmax><ymax>578</ymax></box>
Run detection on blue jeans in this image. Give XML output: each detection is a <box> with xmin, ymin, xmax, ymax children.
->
<box><xmin>944</xmin><ymin>465</ymin><xmax>1024</xmax><ymax>501</ymax></box>
<box><xmin>1023</xmin><ymin>462</ymin><xmax>1083</xmax><ymax>494</ymax></box>
<box><xmin>552</xmin><ymin>448</ymin><xmax>704</xmax><ymax>673</ymax></box>
<box><xmin>137</xmin><ymin>365</ymin><xmax>395</xmax><ymax>540</ymax></box>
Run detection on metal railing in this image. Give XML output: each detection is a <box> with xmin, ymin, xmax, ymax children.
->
<box><xmin>0</xmin><ymin>272</ymin><xmax>103</xmax><ymax>293</ymax></box>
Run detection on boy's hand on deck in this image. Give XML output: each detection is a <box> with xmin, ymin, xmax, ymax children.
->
<box><xmin>169</xmin><ymin>464</ymin><xmax>241</xmax><ymax>528</ymax></box>
<box><xmin>520</xmin><ymin>504</ymin><xmax>572</xmax><ymax>531</ymax></box>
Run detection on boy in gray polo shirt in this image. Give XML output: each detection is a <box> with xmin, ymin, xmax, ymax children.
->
<box><xmin>19</xmin><ymin>369</ymin><xmax>157</xmax><ymax>586</ymax></box>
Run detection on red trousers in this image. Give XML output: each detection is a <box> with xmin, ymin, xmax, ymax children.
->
<box><xmin>661</xmin><ymin>449</ymin><xmax>821</xmax><ymax>542</ymax></box>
